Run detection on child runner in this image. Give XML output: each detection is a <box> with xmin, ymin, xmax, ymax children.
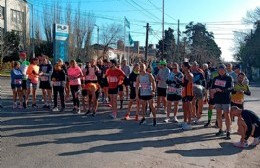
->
<box><xmin>10</xmin><ymin>61</ymin><xmax>24</xmax><ymax>109</ymax></box>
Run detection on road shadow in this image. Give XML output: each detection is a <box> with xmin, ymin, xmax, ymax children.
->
<box><xmin>165</xmin><ymin>142</ymin><xmax>243</xmax><ymax>157</ymax></box>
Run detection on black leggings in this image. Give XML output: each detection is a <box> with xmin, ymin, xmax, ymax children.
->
<box><xmin>53</xmin><ymin>86</ymin><xmax>65</xmax><ymax>108</ymax></box>
<box><xmin>70</xmin><ymin>85</ymin><xmax>80</xmax><ymax>107</ymax></box>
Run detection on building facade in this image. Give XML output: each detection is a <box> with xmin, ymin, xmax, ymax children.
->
<box><xmin>0</xmin><ymin>0</ymin><xmax>30</xmax><ymax>50</ymax></box>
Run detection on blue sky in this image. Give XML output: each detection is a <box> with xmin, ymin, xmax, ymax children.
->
<box><xmin>31</xmin><ymin>0</ymin><xmax>260</xmax><ymax>62</ymax></box>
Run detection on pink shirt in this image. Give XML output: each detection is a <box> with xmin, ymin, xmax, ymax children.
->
<box><xmin>68</xmin><ymin>66</ymin><xmax>82</xmax><ymax>86</ymax></box>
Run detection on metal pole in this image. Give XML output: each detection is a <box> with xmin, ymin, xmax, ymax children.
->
<box><xmin>31</xmin><ymin>4</ymin><xmax>35</xmax><ymax>58</ymax></box>
<box><xmin>4</xmin><ymin>0</ymin><xmax>7</xmax><ymax>33</ymax></box>
<box><xmin>162</xmin><ymin>0</ymin><xmax>164</xmax><ymax>58</ymax></box>
<box><xmin>145</xmin><ymin>23</ymin><xmax>149</xmax><ymax>61</ymax></box>
<box><xmin>97</xmin><ymin>26</ymin><xmax>99</xmax><ymax>44</ymax></box>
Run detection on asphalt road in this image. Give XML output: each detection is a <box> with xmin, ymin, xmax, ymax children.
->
<box><xmin>1</xmin><ymin>77</ymin><xmax>260</xmax><ymax>168</ymax></box>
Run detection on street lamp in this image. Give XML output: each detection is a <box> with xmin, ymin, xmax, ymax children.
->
<box><xmin>94</xmin><ymin>24</ymin><xmax>99</xmax><ymax>44</ymax></box>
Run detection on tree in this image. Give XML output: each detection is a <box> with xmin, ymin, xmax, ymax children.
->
<box><xmin>101</xmin><ymin>23</ymin><xmax>123</xmax><ymax>59</ymax></box>
<box><xmin>156</xmin><ymin>27</ymin><xmax>176</xmax><ymax>62</ymax></box>
<box><xmin>234</xmin><ymin>7</ymin><xmax>260</xmax><ymax>80</ymax></box>
<box><xmin>0</xmin><ymin>31</ymin><xmax>20</xmax><ymax>64</ymax></box>
<box><xmin>183</xmin><ymin>22</ymin><xmax>221</xmax><ymax>64</ymax></box>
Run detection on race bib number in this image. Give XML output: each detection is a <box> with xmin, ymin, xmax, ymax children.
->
<box><xmin>53</xmin><ymin>81</ymin><xmax>62</xmax><ymax>86</ymax></box>
<box><xmin>14</xmin><ymin>79</ymin><xmax>22</xmax><ymax>85</ymax></box>
<box><xmin>108</xmin><ymin>76</ymin><xmax>118</xmax><ymax>83</ymax></box>
<box><xmin>168</xmin><ymin>86</ymin><xmax>177</xmax><ymax>93</ymax></box>
<box><xmin>141</xmin><ymin>83</ymin><xmax>150</xmax><ymax>89</ymax></box>
<box><xmin>86</xmin><ymin>75</ymin><xmax>96</xmax><ymax>80</ymax></box>
<box><xmin>214</xmin><ymin>79</ymin><xmax>226</xmax><ymax>87</ymax></box>
<box><xmin>40</xmin><ymin>76</ymin><xmax>49</xmax><ymax>81</ymax></box>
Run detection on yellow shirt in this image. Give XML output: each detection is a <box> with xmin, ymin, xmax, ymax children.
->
<box><xmin>231</xmin><ymin>83</ymin><xmax>249</xmax><ymax>104</ymax></box>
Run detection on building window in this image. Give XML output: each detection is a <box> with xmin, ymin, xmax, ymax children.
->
<box><xmin>11</xmin><ymin>9</ymin><xmax>23</xmax><ymax>24</ymax></box>
<box><xmin>0</xmin><ymin>6</ymin><xmax>4</xmax><ymax>19</ymax></box>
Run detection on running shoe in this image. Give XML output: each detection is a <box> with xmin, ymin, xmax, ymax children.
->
<box><xmin>92</xmin><ymin>112</ymin><xmax>96</xmax><ymax>117</ymax></box>
<box><xmin>84</xmin><ymin>110</ymin><xmax>91</xmax><ymax>116</ymax></box>
<box><xmin>77</xmin><ymin>108</ymin><xmax>81</xmax><ymax>114</ymax></box>
<box><xmin>13</xmin><ymin>102</ymin><xmax>17</xmax><ymax>109</ymax></box>
<box><xmin>109</xmin><ymin>113</ymin><xmax>117</xmax><ymax>119</ymax></box>
<box><xmin>251</xmin><ymin>137</ymin><xmax>260</xmax><ymax>146</ymax></box>
<box><xmin>153</xmin><ymin>118</ymin><xmax>157</xmax><ymax>126</ymax></box>
<box><xmin>139</xmin><ymin>118</ymin><xmax>146</xmax><ymax>125</ymax></box>
<box><xmin>173</xmin><ymin>116</ymin><xmax>179</xmax><ymax>123</ymax></box>
<box><xmin>71</xmin><ymin>108</ymin><xmax>77</xmax><ymax>113</ymax></box>
<box><xmin>164</xmin><ymin>117</ymin><xmax>170</xmax><ymax>123</ymax></box>
<box><xmin>42</xmin><ymin>104</ymin><xmax>50</xmax><ymax>109</ymax></box>
<box><xmin>233</xmin><ymin>141</ymin><xmax>249</xmax><ymax>148</ymax></box>
<box><xmin>226</xmin><ymin>131</ymin><xmax>231</xmax><ymax>139</ymax></box>
<box><xmin>204</xmin><ymin>121</ymin><xmax>211</xmax><ymax>128</ymax></box>
<box><xmin>52</xmin><ymin>107</ymin><xmax>59</xmax><ymax>112</ymax></box>
<box><xmin>60</xmin><ymin>107</ymin><xmax>65</xmax><ymax>112</ymax></box>
<box><xmin>23</xmin><ymin>101</ymin><xmax>27</xmax><ymax>108</ymax></box>
<box><xmin>215</xmin><ymin>130</ymin><xmax>224</xmax><ymax>136</ymax></box>
<box><xmin>124</xmin><ymin>114</ymin><xmax>130</xmax><ymax>120</ymax></box>
<box><xmin>32</xmin><ymin>104</ymin><xmax>38</xmax><ymax>108</ymax></box>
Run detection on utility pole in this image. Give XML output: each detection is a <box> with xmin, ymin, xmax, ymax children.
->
<box><xmin>176</xmin><ymin>19</ymin><xmax>180</xmax><ymax>60</ymax></box>
<box><xmin>145</xmin><ymin>23</ymin><xmax>150</xmax><ymax>61</ymax></box>
<box><xmin>4</xmin><ymin>0</ymin><xmax>7</xmax><ymax>33</ymax></box>
<box><xmin>162</xmin><ymin>0</ymin><xmax>165</xmax><ymax>58</ymax></box>
<box><xmin>31</xmin><ymin>4</ymin><xmax>35</xmax><ymax>58</ymax></box>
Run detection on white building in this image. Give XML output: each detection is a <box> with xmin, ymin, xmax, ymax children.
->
<box><xmin>0</xmin><ymin>0</ymin><xmax>30</xmax><ymax>49</ymax></box>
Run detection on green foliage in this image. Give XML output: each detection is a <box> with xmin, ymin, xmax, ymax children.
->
<box><xmin>1</xmin><ymin>31</ymin><xmax>20</xmax><ymax>64</ymax></box>
<box><xmin>183</xmin><ymin>22</ymin><xmax>221</xmax><ymax>64</ymax></box>
<box><xmin>235</xmin><ymin>21</ymin><xmax>260</xmax><ymax>68</ymax></box>
<box><xmin>156</xmin><ymin>27</ymin><xmax>176</xmax><ymax>61</ymax></box>
<box><xmin>35</xmin><ymin>41</ymin><xmax>53</xmax><ymax>58</ymax></box>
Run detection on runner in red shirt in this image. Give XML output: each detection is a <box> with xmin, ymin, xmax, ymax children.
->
<box><xmin>106</xmin><ymin>59</ymin><xmax>125</xmax><ymax>119</ymax></box>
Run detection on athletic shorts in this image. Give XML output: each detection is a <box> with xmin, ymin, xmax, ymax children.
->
<box><xmin>157</xmin><ymin>87</ymin><xmax>167</xmax><ymax>97</ymax></box>
<box><xmin>215</xmin><ymin>104</ymin><xmax>230</xmax><ymax>112</ymax></box>
<box><xmin>118</xmin><ymin>85</ymin><xmax>123</xmax><ymax>92</ymax></box>
<box><xmin>231</xmin><ymin>102</ymin><xmax>244</xmax><ymax>109</ymax></box>
<box><xmin>208</xmin><ymin>98</ymin><xmax>215</xmax><ymax>105</ymax></box>
<box><xmin>139</xmin><ymin>95</ymin><xmax>153</xmax><ymax>101</ymax></box>
<box><xmin>182</xmin><ymin>96</ymin><xmax>194</xmax><ymax>102</ymax></box>
<box><xmin>22</xmin><ymin>80</ymin><xmax>27</xmax><ymax>90</ymax></box>
<box><xmin>39</xmin><ymin>81</ymin><xmax>52</xmax><ymax>89</ymax></box>
<box><xmin>11</xmin><ymin>84</ymin><xmax>22</xmax><ymax>90</ymax></box>
<box><xmin>123</xmin><ymin>77</ymin><xmax>130</xmax><ymax>86</ymax></box>
<box><xmin>130</xmin><ymin>89</ymin><xmax>136</xmax><ymax>100</ymax></box>
<box><xmin>108</xmin><ymin>88</ymin><xmax>118</xmax><ymax>95</ymax></box>
<box><xmin>26</xmin><ymin>79</ymin><xmax>37</xmax><ymax>89</ymax></box>
<box><xmin>167</xmin><ymin>94</ymin><xmax>182</xmax><ymax>102</ymax></box>
<box><xmin>101</xmin><ymin>78</ymin><xmax>109</xmax><ymax>88</ymax></box>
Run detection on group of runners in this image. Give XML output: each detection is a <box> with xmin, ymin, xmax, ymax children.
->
<box><xmin>7</xmin><ymin>51</ymin><xmax>260</xmax><ymax>148</ymax></box>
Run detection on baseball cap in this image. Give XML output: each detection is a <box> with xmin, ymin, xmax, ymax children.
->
<box><xmin>19</xmin><ymin>52</ymin><xmax>26</xmax><ymax>57</ymax></box>
<box><xmin>159</xmin><ymin>60</ymin><xmax>167</xmax><ymax>65</ymax></box>
<box><xmin>218</xmin><ymin>64</ymin><xmax>226</xmax><ymax>70</ymax></box>
<box><xmin>234</xmin><ymin>64</ymin><xmax>241</xmax><ymax>69</ymax></box>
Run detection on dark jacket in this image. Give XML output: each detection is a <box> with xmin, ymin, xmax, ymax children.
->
<box><xmin>211</xmin><ymin>74</ymin><xmax>233</xmax><ymax>104</ymax></box>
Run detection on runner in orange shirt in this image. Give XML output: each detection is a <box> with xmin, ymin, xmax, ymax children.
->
<box><xmin>82</xmin><ymin>83</ymin><xmax>100</xmax><ymax>116</ymax></box>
